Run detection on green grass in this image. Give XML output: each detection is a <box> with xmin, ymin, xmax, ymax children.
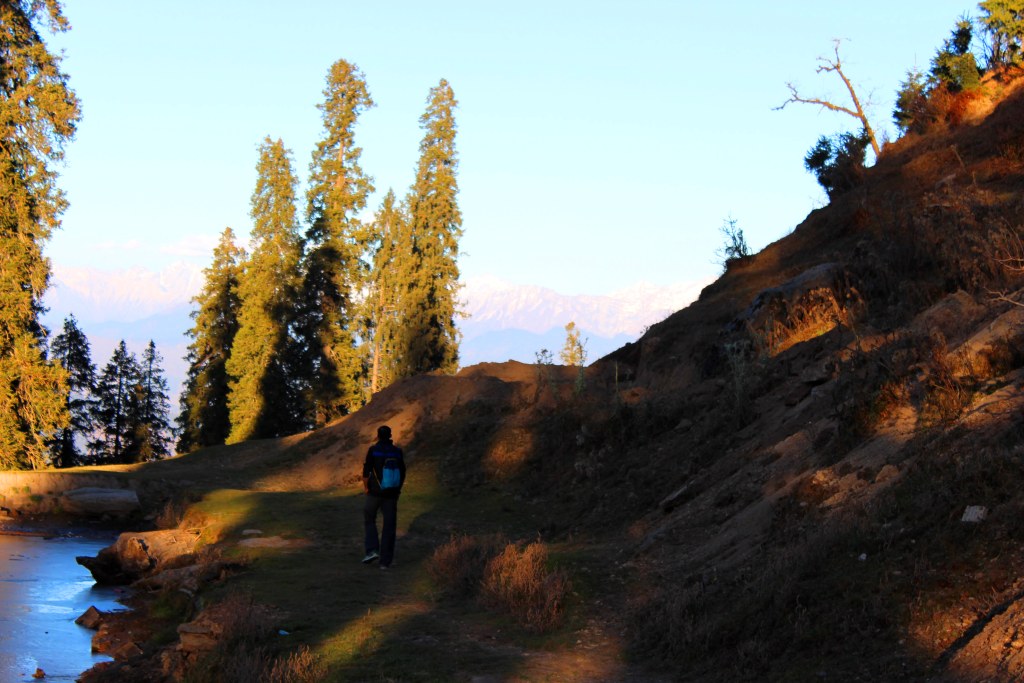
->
<box><xmin>174</xmin><ymin>459</ymin><xmax>610</xmax><ymax>681</ymax></box>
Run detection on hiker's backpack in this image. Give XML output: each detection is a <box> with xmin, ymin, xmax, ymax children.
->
<box><xmin>380</xmin><ymin>455</ymin><xmax>402</xmax><ymax>490</ymax></box>
<box><xmin>372</xmin><ymin>445</ymin><xmax>403</xmax><ymax>491</ymax></box>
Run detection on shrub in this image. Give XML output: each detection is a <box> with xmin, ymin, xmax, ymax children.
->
<box><xmin>920</xmin><ymin>334</ymin><xmax>974</xmax><ymax>426</ymax></box>
<box><xmin>428</xmin><ymin>534</ymin><xmax>505</xmax><ymax>597</ymax></box>
<box><xmin>480</xmin><ymin>541</ymin><xmax>571</xmax><ymax>633</ymax></box>
<box><xmin>715</xmin><ymin>217</ymin><xmax>750</xmax><ymax>270</ymax></box>
<box><xmin>804</xmin><ymin>131</ymin><xmax>869</xmax><ymax>199</ymax></box>
<box><xmin>430</xmin><ymin>535</ymin><xmax>572</xmax><ymax>632</ymax></box>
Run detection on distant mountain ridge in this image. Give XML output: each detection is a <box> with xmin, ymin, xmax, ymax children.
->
<box><xmin>47</xmin><ymin>262</ymin><xmax>204</xmax><ymax>324</ymax></box>
<box><xmin>42</xmin><ymin>263</ymin><xmax>710</xmax><ymax>398</ymax></box>
<box><xmin>458</xmin><ymin>275</ymin><xmax>709</xmax><ymax>365</ymax></box>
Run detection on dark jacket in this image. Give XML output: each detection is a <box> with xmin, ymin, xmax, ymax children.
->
<box><xmin>362</xmin><ymin>439</ymin><xmax>406</xmax><ymax>499</ymax></box>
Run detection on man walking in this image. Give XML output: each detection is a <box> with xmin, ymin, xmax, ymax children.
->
<box><xmin>362</xmin><ymin>425</ymin><xmax>406</xmax><ymax>569</ymax></box>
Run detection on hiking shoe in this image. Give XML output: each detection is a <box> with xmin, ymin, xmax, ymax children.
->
<box><xmin>362</xmin><ymin>551</ymin><xmax>379</xmax><ymax>564</ymax></box>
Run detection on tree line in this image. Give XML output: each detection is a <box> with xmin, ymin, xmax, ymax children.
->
<box><xmin>0</xmin><ymin>2</ymin><xmax>172</xmax><ymax>469</ymax></box>
<box><xmin>0</xmin><ymin>1</ymin><xmax>462</xmax><ymax>468</ymax></box>
<box><xmin>175</xmin><ymin>62</ymin><xmax>463</xmax><ymax>454</ymax></box>
<box><xmin>48</xmin><ymin>317</ymin><xmax>172</xmax><ymax>466</ymax></box>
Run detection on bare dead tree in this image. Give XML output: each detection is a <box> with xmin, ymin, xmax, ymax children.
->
<box><xmin>775</xmin><ymin>40</ymin><xmax>881</xmax><ymax>159</ymax></box>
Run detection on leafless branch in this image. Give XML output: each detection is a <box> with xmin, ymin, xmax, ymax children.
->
<box><xmin>986</xmin><ymin>287</ymin><xmax>1024</xmax><ymax>308</ymax></box>
<box><xmin>775</xmin><ymin>40</ymin><xmax>881</xmax><ymax>158</ymax></box>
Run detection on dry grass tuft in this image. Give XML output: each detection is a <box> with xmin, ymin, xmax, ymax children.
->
<box><xmin>921</xmin><ymin>334</ymin><xmax>975</xmax><ymax>426</ymax></box>
<box><xmin>156</xmin><ymin>496</ymin><xmax>190</xmax><ymax>528</ymax></box>
<box><xmin>429</xmin><ymin>535</ymin><xmax>572</xmax><ymax>632</ymax></box>
<box><xmin>429</xmin><ymin>533</ymin><xmax>506</xmax><ymax>597</ymax></box>
<box><xmin>480</xmin><ymin>541</ymin><xmax>572</xmax><ymax>633</ymax></box>
<box><xmin>263</xmin><ymin>646</ymin><xmax>326</xmax><ymax>683</ymax></box>
<box><xmin>185</xmin><ymin>594</ymin><xmax>326</xmax><ymax>683</ymax></box>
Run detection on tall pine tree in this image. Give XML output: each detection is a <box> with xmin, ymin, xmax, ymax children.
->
<box><xmin>134</xmin><ymin>340</ymin><xmax>171</xmax><ymax>460</ymax></box>
<box><xmin>48</xmin><ymin>315</ymin><xmax>95</xmax><ymax>467</ymax></box>
<box><xmin>90</xmin><ymin>341</ymin><xmax>140</xmax><ymax>463</ymax></box>
<box><xmin>365</xmin><ymin>189</ymin><xmax>412</xmax><ymax>395</ymax></box>
<box><xmin>0</xmin><ymin>0</ymin><xmax>81</xmax><ymax>469</ymax></box>
<box><xmin>298</xmin><ymin>59</ymin><xmax>375</xmax><ymax>425</ymax></box>
<box><xmin>226</xmin><ymin>137</ymin><xmax>304</xmax><ymax>443</ymax></box>
<box><xmin>401</xmin><ymin>79</ymin><xmax>463</xmax><ymax>377</ymax></box>
<box><xmin>177</xmin><ymin>228</ymin><xmax>244</xmax><ymax>453</ymax></box>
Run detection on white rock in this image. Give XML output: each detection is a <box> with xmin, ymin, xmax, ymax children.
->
<box><xmin>961</xmin><ymin>506</ymin><xmax>988</xmax><ymax>523</ymax></box>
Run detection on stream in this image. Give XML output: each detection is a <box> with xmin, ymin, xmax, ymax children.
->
<box><xmin>0</xmin><ymin>530</ymin><xmax>122</xmax><ymax>681</ymax></box>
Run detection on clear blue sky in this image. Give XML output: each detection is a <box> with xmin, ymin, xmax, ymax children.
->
<box><xmin>47</xmin><ymin>1</ymin><xmax>975</xmax><ymax>295</ymax></box>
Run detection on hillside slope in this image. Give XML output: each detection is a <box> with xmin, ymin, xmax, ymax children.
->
<box><xmin>78</xmin><ymin>71</ymin><xmax>1024</xmax><ymax>681</ymax></box>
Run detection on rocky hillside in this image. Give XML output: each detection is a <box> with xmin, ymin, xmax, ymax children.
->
<box><xmin>62</xmin><ymin>70</ymin><xmax>1024</xmax><ymax>681</ymax></box>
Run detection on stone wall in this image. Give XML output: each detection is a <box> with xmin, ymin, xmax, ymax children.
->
<box><xmin>0</xmin><ymin>471</ymin><xmax>172</xmax><ymax>519</ymax></box>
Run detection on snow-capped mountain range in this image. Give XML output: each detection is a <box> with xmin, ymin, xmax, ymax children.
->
<box><xmin>42</xmin><ymin>262</ymin><xmax>710</xmax><ymax>404</ymax></box>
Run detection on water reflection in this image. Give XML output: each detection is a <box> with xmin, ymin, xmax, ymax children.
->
<box><xmin>0</xmin><ymin>533</ymin><xmax>121</xmax><ymax>681</ymax></box>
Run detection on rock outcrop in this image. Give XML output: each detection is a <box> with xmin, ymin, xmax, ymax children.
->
<box><xmin>77</xmin><ymin>529</ymin><xmax>201</xmax><ymax>585</ymax></box>
<box><xmin>61</xmin><ymin>487</ymin><xmax>141</xmax><ymax>518</ymax></box>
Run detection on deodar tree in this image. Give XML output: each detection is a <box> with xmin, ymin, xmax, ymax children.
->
<box><xmin>226</xmin><ymin>137</ymin><xmax>304</xmax><ymax>443</ymax></box>
<box><xmin>0</xmin><ymin>0</ymin><xmax>81</xmax><ymax>469</ymax></box>
<box><xmin>90</xmin><ymin>341</ymin><xmax>140</xmax><ymax>463</ymax></box>
<box><xmin>48</xmin><ymin>315</ymin><xmax>96</xmax><ymax>467</ymax></box>
<box><xmin>400</xmin><ymin>79</ymin><xmax>463</xmax><ymax>377</ymax></box>
<box><xmin>177</xmin><ymin>227</ymin><xmax>244</xmax><ymax>453</ymax></box>
<box><xmin>134</xmin><ymin>341</ymin><xmax>172</xmax><ymax>460</ymax></box>
<box><xmin>297</xmin><ymin>59</ymin><xmax>375</xmax><ymax>425</ymax></box>
<box><xmin>365</xmin><ymin>189</ymin><xmax>412</xmax><ymax>395</ymax></box>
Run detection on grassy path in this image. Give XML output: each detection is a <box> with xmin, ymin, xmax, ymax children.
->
<box><xmin>185</xmin><ymin>464</ymin><xmax>658</xmax><ymax>681</ymax></box>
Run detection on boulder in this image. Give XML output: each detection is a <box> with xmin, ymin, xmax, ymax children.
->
<box><xmin>111</xmin><ymin>641</ymin><xmax>143</xmax><ymax>660</ymax></box>
<box><xmin>78</xmin><ymin>529</ymin><xmax>201</xmax><ymax>585</ymax></box>
<box><xmin>61</xmin><ymin>488</ymin><xmax>140</xmax><ymax>518</ymax></box>
<box><xmin>177</xmin><ymin>619</ymin><xmax>223</xmax><ymax>655</ymax></box>
<box><xmin>76</xmin><ymin>605</ymin><xmax>103</xmax><ymax>629</ymax></box>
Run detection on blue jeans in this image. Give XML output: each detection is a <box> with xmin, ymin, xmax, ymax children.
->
<box><xmin>364</xmin><ymin>495</ymin><xmax>398</xmax><ymax>566</ymax></box>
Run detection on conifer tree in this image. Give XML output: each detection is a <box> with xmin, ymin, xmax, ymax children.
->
<box><xmin>893</xmin><ymin>68</ymin><xmax>929</xmax><ymax>135</ymax></box>
<box><xmin>0</xmin><ymin>0</ymin><xmax>81</xmax><ymax>469</ymax></box>
<box><xmin>365</xmin><ymin>189</ymin><xmax>412</xmax><ymax>395</ymax></box>
<box><xmin>48</xmin><ymin>315</ymin><xmax>95</xmax><ymax>467</ymax></box>
<box><xmin>980</xmin><ymin>0</ymin><xmax>1024</xmax><ymax>67</ymax></box>
<box><xmin>400</xmin><ymin>79</ymin><xmax>463</xmax><ymax>377</ymax></box>
<box><xmin>134</xmin><ymin>341</ymin><xmax>171</xmax><ymax>460</ymax></box>
<box><xmin>226</xmin><ymin>137</ymin><xmax>304</xmax><ymax>443</ymax></box>
<box><xmin>930</xmin><ymin>18</ymin><xmax>982</xmax><ymax>92</ymax></box>
<box><xmin>177</xmin><ymin>228</ymin><xmax>244</xmax><ymax>453</ymax></box>
<box><xmin>298</xmin><ymin>59</ymin><xmax>375</xmax><ymax>425</ymax></box>
<box><xmin>90</xmin><ymin>341</ymin><xmax>141</xmax><ymax>463</ymax></box>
